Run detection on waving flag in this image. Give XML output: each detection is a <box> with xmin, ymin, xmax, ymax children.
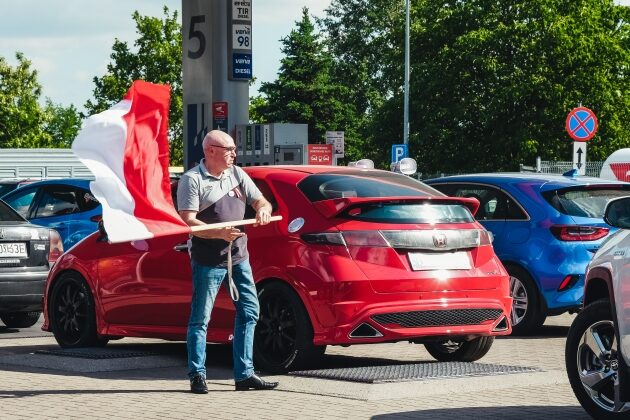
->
<box><xmin>72</xmin><ymin>80</ymin><xmax>190</xmax><ymax>243</ymax></box>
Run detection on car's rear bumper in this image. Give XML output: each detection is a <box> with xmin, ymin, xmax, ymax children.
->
<box><xmin>312</xmin><ymin>281</ymin><xmax>512</xmax><ymax>345</ymax></box>
<box><xmin>0</xmin><ymin>271</ymin><xmax>48</xmax><ymax>312</ymax></box>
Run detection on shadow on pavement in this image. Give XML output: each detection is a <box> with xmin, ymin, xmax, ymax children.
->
<box><xmin>497</xmin><ymin>324</ymin><xmax>570</xmax><ymax>340</ymax></box>
<box><xmin>371</xmin><ymin>405</ymin><xmax>589</xmax><ymax>419</ymax></box>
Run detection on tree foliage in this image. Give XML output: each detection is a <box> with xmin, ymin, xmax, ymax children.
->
<box><xmin>0</xmin><ymin>53</ymin><xmax>49</xmax><ymax>148</ymax></box>
<box><xmin>0</xmin><ymin>52</ymin><xmax>80</xmax><ymax>149</ymax></box>
<box><xmin>86</xmin><ymin>7</ymin><xmax>183</xmax><ymax>165</ymax></box>
<box><xmin>321</xmin><ymin>0</ymin><xmax>630</xmax><ymax>173</ymax></box>
<box><xmin>251</xmin><ymin>8</ymin><xmax>364</xmax><ymax>160</ymax></box>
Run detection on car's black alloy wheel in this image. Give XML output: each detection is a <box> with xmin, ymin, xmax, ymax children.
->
<box><xmin>424</xmin><ymin>336</ymin><xmax>495</xmax><ymax>362</ymax></box>
<box><xmin>254</xmin><ymin>282</ymin><xmax>324</xmax><ymax>373</ymax></box>
<box><xmin>49</xmin><ymin>273</ymin><xmax>106</xmax><ymax>347</ymax></box>
<box><xmin>566</xmin><ymin>299</ymin><xmax>630</xmax><ymax>418</ymax></box>
<box><xmin>0</xmin><ymin>311</ymin><xmax>41</xmax><ymax>328</ymax></box>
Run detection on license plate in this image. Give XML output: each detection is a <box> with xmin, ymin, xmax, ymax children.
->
<box><xmin>408</xmin><ymin>251</ymin><xmax>471</xmax><ymax>271</ymax></box>
<box><xmin>0</xmin><ymin>242</ymin><xmax>27</xmax><ymax>258</ymax></box>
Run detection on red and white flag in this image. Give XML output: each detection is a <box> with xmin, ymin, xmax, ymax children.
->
<box><xmin>72</xmin><ymin>80</ymin><xmax>190</xmax><ymax>243</ymax></box>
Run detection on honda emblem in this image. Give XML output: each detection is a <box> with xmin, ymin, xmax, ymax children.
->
<box><xmin>433</xmin><ymin>233</ymin><xmax>447</xmax><ymax>248</ymax></box>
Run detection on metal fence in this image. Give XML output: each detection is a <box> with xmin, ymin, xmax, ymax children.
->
<box><xmin>419</xmin><ymin>160</ymin><xmax>605</xmax><ymax>180</ymax></box>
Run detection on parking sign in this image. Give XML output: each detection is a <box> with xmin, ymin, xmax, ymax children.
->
<box><xmin>391</xmin><ymin>144</ymin><xmax>408</xmax><ymax>163</ymax></box>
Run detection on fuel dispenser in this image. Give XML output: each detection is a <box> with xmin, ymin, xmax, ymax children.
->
<box><xmin>234</xmin><ymin>123</ymin><xmax>308</xmax><ymax>166</ymax></box>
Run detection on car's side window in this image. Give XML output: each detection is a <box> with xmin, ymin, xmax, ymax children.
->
<box><xmin>4</xmin><ymin>188</ymin><xmax>37</xmax><ymax>218</ymax></box>
<box><xmin>77</xmin><ymin>188</ymin><xmax>100</xmax><ymax>211</ymax></box>
<box><xmin>35</xmin><ymin>187</ymin><xmax>80</xmax><ymax>218</ymax></box>
<box><xmin>448</xmin><ymin>185</ymin><xmax>509</xmax><ymax>221</ymax></box>
<box><xmin>253</xmin><ymin>179</ymin><xmax>278</xmax><ymax>212</ymax></box>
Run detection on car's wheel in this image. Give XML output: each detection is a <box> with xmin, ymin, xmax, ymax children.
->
<box><xmin>424</xmin><ymin>336</ymin><xmax>495</xmax><ymax>362</ymax></box>
<box><xmin>49</xmin><ymin>272</ymin><xmax>107</xmax><ymax>347</ymax></box>
<box><xmin>254</xmin><ymin>281</ymin><xmax>325</xmax><ymax>373</ymax></box>
<box><xmin>566</xmin><ymin>299</ymin><xmax>630</xmax><ymax>418</ymax></box>
<box><xmin>507</xmin><ymin>265</ymin><xmax>545</xmax><ymax>335</ymax></box>
<box><xmin>0</xmin><ymin>311</ymin><xmax>41</xmax><ymax>328</ymax></box>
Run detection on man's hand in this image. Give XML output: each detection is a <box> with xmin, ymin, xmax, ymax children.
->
<box><xmin>192</xmin><ymin>227</ymin><xmax>244</xmax><ymax>241</ymax></box>
<box><xmin>255</xmin><ymin>208</ymin><xmax>271</xmax><ymax>226</ymax></box>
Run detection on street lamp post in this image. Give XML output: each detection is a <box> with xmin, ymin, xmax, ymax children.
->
<box><xmin>403</xmin><ymin>0</ymin><xmax>410</xmax><ymax>146</ymax></box>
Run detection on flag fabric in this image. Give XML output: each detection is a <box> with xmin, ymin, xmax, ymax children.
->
<box><xmin>72</xmin><ymin>80</ymin><xmax>190</xmax><ymax>243</ymax></box>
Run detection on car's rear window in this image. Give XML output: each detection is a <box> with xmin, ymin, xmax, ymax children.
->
<box><xmin>343</xmin><ymin>202</ymin><xmax>475</xmax><ymax>223</ymax></box>
<box><xmin>298</xmin><ymin>173</ymin><xmax>442</xmax><ymax>202</ymax></box>
<box><xmin>542</xmin><ymin>187</ymin><xmax>630</xmax><ymax>218</ymax></box>
<box><xmin>0</xmin><ymin>199</ymin><xmax>27</xmax><ymax>222</ymax></box>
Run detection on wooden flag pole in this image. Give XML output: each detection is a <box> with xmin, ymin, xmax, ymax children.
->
<box><xmin>189</xmin><ymin>215</ymin><xmax>283</xmax><ymax>232</ymax></box>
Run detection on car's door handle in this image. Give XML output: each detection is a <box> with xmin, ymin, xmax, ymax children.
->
<box><xmin>173</xmin><ymin>244</ymin><xmax>189</xmax><ymax>252</ymax></box>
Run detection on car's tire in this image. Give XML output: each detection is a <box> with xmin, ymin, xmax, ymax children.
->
<box><xmin>507</xmin><ymin>265</ymin><xmax>546</xmax><ymax>335</ymax></box>
<box><xmin>0</xmin><ymin>311</ymin><xmax>41</xmax><ymax>328</ymax></box>
<box><xmin>49</xmin><ymin>272</ymin><xmax>107</xmax><ymax>348</ymax></box>
<box><xmin>254</xmin><ymin>281</ymin><xmax>325</xmax><ymax>373</ymax></box>
<box><xmin>424</xmin><ymin>336</ymin><xmax>495</xmax><ymax>362</ymax></box>
<box><xmin>566</xmin><ymin>299</ymin><xmax>630</xmax><ymax>418</ymax></box>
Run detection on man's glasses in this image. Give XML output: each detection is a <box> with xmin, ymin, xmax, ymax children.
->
<box><xmin>210</xmin><ymin>145</ymin><xmax>237</xmax><ymax>153</ymax></box>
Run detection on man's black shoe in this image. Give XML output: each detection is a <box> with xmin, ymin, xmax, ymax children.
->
<box><xmin>235</xmin><ymin>374</ymin><xmax>279</xmax><ymax>391</ymax></box>
<box><xmin>190</xmin><ymin>374</ymin><xmax>208</xmax><ymax>394</ymax></box>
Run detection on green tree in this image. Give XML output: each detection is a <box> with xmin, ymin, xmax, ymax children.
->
<box><xmin>0</xmin><ymin>53</ymin><xmax>51</xmax><ymax>148</ymax></box>
<box><xmin>42</xmin><ymin>100</ymin><xmax>82</xmax><ymax>148</ymax></box>
<box><xmin>86</xmin><ymin>7</ymin><xmax>183</xmax><ymax>165</ymax></box>
<box><xmin>253</xmin><ymin>8</ymin><xmax>363</xmax><ymax>160</ymax></box>
<box><xmin>322</xmin><ymin>0</ymin><xmax>630</xmax><ymax>173</ymax></box>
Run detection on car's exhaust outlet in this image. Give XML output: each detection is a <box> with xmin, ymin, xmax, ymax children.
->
<box><xmin>349</xmin><ymin>323</ymin><xmax>383</xmax><ymax>338</ymax></box>
<box><xmin>492</xmin><ymin>316</ymin><xmax>509</xmax><ymax>332</ymax></box>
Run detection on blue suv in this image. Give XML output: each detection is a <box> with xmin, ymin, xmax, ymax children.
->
<box><xmin>426</xmin><ymin>173</ymin><xmax>630</xmax><ymax>334</ymax></box>
<box><xmin>1</xmin><ymin>179</ymin><xmax>101</xmax><ymax>250</ymax></box>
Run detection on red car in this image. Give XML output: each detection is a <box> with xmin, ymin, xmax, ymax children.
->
<box><xmin>42</xmin><ymin>166</ymin><xmax>512</xmax><ymax>373</ymax></box>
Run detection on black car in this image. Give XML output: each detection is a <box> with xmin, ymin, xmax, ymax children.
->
<box><xmin>0</xmin><ymin>199</ymin><xmax>63</xmax><ymax>328</ymax></box>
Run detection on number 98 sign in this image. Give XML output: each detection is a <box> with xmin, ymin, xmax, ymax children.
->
<box><xmin>232</xmin><ymin>25</ymin><xmax>251</xmax><ymax>51</ymax></box>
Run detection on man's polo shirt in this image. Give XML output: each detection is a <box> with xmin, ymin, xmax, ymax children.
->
<box><xmin>177</xmin><ymin>160</ymin><xmax>262</xmax><ymax>267</ymax></box>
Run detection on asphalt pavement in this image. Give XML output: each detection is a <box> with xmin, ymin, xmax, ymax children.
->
<box><xmin>0</xmin><ymin>314</ymin><xmax>589</xmax><ymax>419</ymax></box>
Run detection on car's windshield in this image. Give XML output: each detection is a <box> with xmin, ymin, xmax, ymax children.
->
<box><xmin>298</xmin><ymin>172</ymin><xmax>442</xmax><ymax>202</ymax></box>
<box><xmin>0</xmin><ymin>199</ymin><xmax>27</xmax><ymax>222</ymax></box>
<box><xmin>343</xmin><ymin>202</ymin><xmax>475</xmax><ymax>223</ymax></box>
<box><xmin>543</xmin><ymin>187</ymin><xmax>630</xmax><ymax>218</ymax></box>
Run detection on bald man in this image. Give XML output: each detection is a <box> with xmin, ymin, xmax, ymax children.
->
<box><xmin>177</xmin><ymin>130</ymin><xmax>278</xmax><ymax>393</ymax></box>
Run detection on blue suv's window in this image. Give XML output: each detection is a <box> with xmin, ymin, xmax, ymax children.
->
<box><xmin>543</xmin><ymin>187</ymin><xmax>630</xmax><ymax>218</ymax></box>
<box><xmin>430</xmin><ymin>183</ymin><xmax>527</xmax><ymax>221</ymax></box>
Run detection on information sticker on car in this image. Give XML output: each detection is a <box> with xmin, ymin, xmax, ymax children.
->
<box><xmin>408</xmin><ymin>251</ymin><xmax>471</xmax><ymax>271</ymax></box>
<box><xmin>0</xmin><ymin>242</ymin><xmax>27</xmax><ymax>258</ymax></box>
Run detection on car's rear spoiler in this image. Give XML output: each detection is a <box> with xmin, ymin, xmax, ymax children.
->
<box><xmin>312</xmin><ymin>195</ymin><xmax>480</xmax><ymax>218</ymax></box>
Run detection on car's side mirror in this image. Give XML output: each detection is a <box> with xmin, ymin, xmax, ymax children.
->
<box><xmin>604</xmin><ymin>196</ymin><xmax>630</xmax><ymax>229</ymax></box>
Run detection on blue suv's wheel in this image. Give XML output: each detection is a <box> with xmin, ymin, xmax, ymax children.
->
<box><xmin>566</xmin><ymin>299</ymin><xmax>630</xmax><ymax>417</ymax></box>
<box><xmin>507</xmin><ymin>265</ymin><xmax>545</xmax><ymax>335</ymax></box>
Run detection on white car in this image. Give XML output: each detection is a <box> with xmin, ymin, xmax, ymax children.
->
<box><xmin>566</xmin><ymin>196</ymin><xmax>630</xmax><ymax>417</ymax></box>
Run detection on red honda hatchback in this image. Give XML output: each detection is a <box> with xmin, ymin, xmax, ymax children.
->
<box><xmin>42</xmin><ymin>166</ymin><xmax>512</xmax><ymax>373</ymax></box>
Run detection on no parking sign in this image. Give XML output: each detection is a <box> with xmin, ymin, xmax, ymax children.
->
<box><xmin>565</xmin><ymin>107</ymin><xmax>598</xmax><ymax>142</ymax></box>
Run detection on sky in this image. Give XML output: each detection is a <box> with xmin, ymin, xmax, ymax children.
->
<box><xmin>0</xmin><ymin>0</ymin><xmax>331</xmax><ymax>111</ymax></box>
<box><xmin>0</xmin><ymin>0</ymin><xmax>628</xmax><ymax>113</ymax></box>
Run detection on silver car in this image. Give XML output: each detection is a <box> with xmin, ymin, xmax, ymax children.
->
<box><xmin>566</xmin><ymin>196</ymin><xmax>630</xmax><ymax>417</ymax></box>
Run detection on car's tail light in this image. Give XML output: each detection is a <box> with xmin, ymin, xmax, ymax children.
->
<box><xmin>48</xmin><ymin>229</ymin><xmax>64</xmax><ymax>263</ymax></box>
<box><xmin>301</xmin><ymin>232</ymin><xmax>346</xmax><ymax>246</ymax></box>
<box><xmin>558</xmin><ymin>275</ymin><xmax>579</xmax><ymax>291</ymax></box>
<box><xmin>550</xmin><ymin>225</ymin><xmax>609</xmax><ymax>241</ymax></box>
<box><xmin>342</xmin><ymin>231</ymin><xmax>390</xmax><ymax>247</ymax></box>
<box><xmin>301</xmin><ymin>229</ymin><xmax>492</xmax><ymax>250</ymax></box>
